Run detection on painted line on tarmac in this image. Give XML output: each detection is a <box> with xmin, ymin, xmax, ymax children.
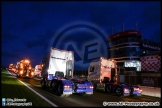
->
<box><xmin>18</xmin><ymin>79</ymin><xmax>58</xmax><ymax>107</ymax></box>
<box><xmin>33</xmin><ymin>77</ymin><xmax>41</xmax><ymax>80</ymax></box>
<box><xmin>7</xmin><ymin>70</ymin><xmax>58</xmax><ymax>107</ymax></box>
<box><xmin>8</xmin><ymin>71</ymin><xmax>58</xmax><ymax>107</ymax></box>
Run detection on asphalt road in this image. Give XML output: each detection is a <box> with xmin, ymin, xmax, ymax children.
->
<box><xmin>10</xmin><ymin>72</ymin><xmax>161</xmax><ymax>107</ymax></box>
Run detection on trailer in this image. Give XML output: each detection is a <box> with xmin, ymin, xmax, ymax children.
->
<box><xmin>40</xmin><ymin>48</ymin><xmax>93</xmax><ymax>97</ymax></box>
<box><xmin>87</xmin><ymin>57</ymin><xmax>142</xmax><ymax>97</ymax></box>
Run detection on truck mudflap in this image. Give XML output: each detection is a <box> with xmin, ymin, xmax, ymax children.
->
<box><xmin>63</xmin><ymin>91</ymin><xmax>72</xmax><ymax>94</ymax></box>
<box><xmin>85</xmin><ymin>92</ymin><xmax>93</xmax><ymax>94</ymax></box>
<box><xmin>59</xmin><ymin>92</ymin><xmax>72</xmax><ymax>97</ymax></box>
<box><xmin>123</xmin><ymin>93</ymin><xmax>130</xmax><ymax>96</ymax></box>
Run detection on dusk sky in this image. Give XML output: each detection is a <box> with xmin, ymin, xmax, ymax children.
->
<box><xmin>1</xmin><ymin>1</ymin><xmax>161</xmax><ymax>70</ymax></box>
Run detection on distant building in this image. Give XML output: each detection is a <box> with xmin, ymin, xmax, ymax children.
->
<box><xmin>107</xmin><ymin>30</ymin><xmax>161</xmax><ymax>72</ymax></box>
<box><xmin>107</xmin><ymin>30</ymin><xmax>142</xmax><ymax>71</ymax></box>
<box><xmin>107</xmin><ymin>29</ymin><xmax>161</xmax><ymax>87</ymax></box>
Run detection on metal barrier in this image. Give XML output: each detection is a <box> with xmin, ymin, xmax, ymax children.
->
<box><xmin>139</xmin><ymin>86</ymin><xmax>161</xmax><ymax>98</ymax></box>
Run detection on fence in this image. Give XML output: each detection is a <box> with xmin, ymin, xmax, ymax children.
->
<box><xmin>118</xmin><ymin>72</ymin><xmax>161</xmax><ymax>88</ymax></box>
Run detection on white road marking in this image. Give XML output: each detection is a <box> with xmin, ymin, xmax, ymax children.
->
<box><xmin>7</xmin><ymin>70</ymin><xmax>58</xmax><ymax>107</ymax></box>
<box><xmin>18</xmin><ymin>79</ymin><xmax>58</xmax><ymax>107</ymax></box>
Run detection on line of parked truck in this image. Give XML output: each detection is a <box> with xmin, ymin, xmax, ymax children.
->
<box><xmin>8</xmin><ymin>47</ymin><xmax>142</xmax><ymax>97</ymax></box>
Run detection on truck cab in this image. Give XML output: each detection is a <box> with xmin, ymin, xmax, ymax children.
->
<box><xmin>40</xmin><ymin>48</ymin><xmax>93</xmax><ymax>97</ymax></box>
<box><xmin>34</xmin><ymin>65</ymin><xmax>42</xmax><ymax>77</ymax></box>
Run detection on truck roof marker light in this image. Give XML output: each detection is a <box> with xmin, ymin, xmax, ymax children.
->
<box><xmin>25</xmin><ymin>60</ymin><xmax>30</xmax><ymax>63</ymax></box>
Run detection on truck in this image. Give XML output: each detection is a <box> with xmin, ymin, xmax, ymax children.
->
<box><xmin>8</xmin><ymin>63</ymin><xmax>14</xmax><ymax>71</ymax></box>
<box><xmin>40</xmin><ymin>48</ymin><xmax>93</xmax><ymax>97</ymax></box>
<box><xmin>34</xmin><ymin>65</ymin><xmax>42</xmax><ymax>77</ymax></box>
<box><xmin>15</xmin><ymin>59</ymin><xmax>34</xmax><ymax>78</ymax></box>
<box><xmin>87</xmin><ymin>57</ymin><xmax>142</xmax><ymax>97</ymax></box>
<box><xmin>8</xmin><ymin>63</ymin><xmax>16</xmax><ymax>73</ymax></box>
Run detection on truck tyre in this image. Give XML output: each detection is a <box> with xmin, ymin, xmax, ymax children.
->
<box><xmin>57</xmin><ymin>85</ymin><xmax>64</xmax><ymax>97</ymax></box>
<box><xmin>41</xmin><ymin>79</ymin><xmax>46</xmax><ymax>89</ymax></box>
<box><xmin>105</xmin><ymin>84</ymin><xmax>112</xmax><ymax>93</ymax></box>
<box><xmin>51</xmin><ymin>81</ymin><xmax>55</xmax><ymax>91</ymax></box>
<box><xmin>115</xmin><ymin>86</ymin><xmax>123</xmax><ymax>96</ymax></box>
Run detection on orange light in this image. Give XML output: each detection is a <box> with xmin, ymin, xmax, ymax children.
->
<box><xmin>31</xmin><ymin>72</ymin><xmax>34</xmax><ymax>76</ymax></box>
<box><xmin>20</xmin><ymin>71</ymin><xmax>23</xmax><ymax>74</ymax></box>
<box><xmin>25</xmin><ymin>60</ymin><xmax>30</xmax><ymax>63</ymax></box>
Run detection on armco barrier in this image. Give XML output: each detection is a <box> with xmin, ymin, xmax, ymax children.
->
<box><xmin>139</xmin><ymin>86</ymin><xmax>161</xmax><ymax>98</ymax></box>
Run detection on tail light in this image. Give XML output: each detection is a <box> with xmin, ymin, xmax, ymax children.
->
<box><xmin>64</xmin><ymin>85</ymin><xmax>70</xmax><ymax>88</ymax></box>
<box><xmin>89</xmin><ymin>86</ymin><xmax>93</xmax><ymax>89</ymax></box>
<box><xmin>134</xmin><ymin>88</ymin><xmax>139</xmax><ymax>91</ymax></box>
<box><xmin>124</xmin><ymin>88</ymin><xmax>129</xmax><ymax>92</ymax></box>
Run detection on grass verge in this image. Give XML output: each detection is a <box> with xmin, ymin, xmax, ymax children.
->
<box><xmin>1</xmin><ymin>69</ymin><xmax>53</xmax><ymax>107</ymax></box>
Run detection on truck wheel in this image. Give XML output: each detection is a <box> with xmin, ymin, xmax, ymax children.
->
<box><xmin>51</xmin><ymin>81</ymin><xmax>55</xmax><ymax>91</ymax></box>
<box><xmin>105</xmin><ymin>84</ymin><xmax>112</xmax><ymax>93</ymax></box>
<box><xmin>41</xmin><ymin>79</ymin><xmax>46</xmax><ymax>89</ymax></box>
<box><xmin>115</xmin><ymin>87</ymin><xmax>123</xmax><ymax>96</ymax></box>
<box><xmin>57</xmin><ymin>85</ymin><xmax>64</xmax><ymax>97</ymax></box>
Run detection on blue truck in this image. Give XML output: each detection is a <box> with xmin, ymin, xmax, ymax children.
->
<box><xmin>40</xmin><ymin>48</ymin><xmax>93</xmax><ymax>97</ymax></box>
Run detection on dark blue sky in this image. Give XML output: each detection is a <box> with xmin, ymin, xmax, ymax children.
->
<box><xmin>1</xmin><ymin>1</ymin><xmax>161</xmax><ymax>70</ymax></box>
